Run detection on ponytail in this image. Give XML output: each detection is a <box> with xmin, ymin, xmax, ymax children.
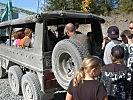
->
<box><xmin>73</xmin><ymin>67</ymin><xmax>85</xmax><ymax>87</ymax></box>
<box><xmin>72</xmin><ymin>56</ymin><xmax>102</xmax><ymax>87</ymax></box>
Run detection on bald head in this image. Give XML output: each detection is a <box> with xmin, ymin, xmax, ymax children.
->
<box><xmin>65</xmin><ymin>23</ymin><xmax>75</xmax><ymax>37</ymax></box>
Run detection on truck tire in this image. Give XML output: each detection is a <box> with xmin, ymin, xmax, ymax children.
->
<box><xmin>8</xmin><ymin>65</ymin><xmax>23</xmax><ymax>95</ymax></box>
<box><xmin>52</xmin><ymin>39</ymin><xmax>89</xmax><ymax>89</ymax></box>
<box><xmin>0</xmin><ymin>59</ymin><xmax>6</xmax><ymax>78</ymax></box>
<box><xmin>21</xmin><ymin>73</ymin><xmax>41</xmax><ymax>100</ymax></box>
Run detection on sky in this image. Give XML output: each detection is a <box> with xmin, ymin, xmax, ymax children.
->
<box><xmin>0</xmin><ymin>0</ymin><xmax>44</xmax><ymax>13</ymax></box>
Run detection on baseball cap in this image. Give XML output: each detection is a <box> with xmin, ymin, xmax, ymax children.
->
<box><xmin>107</xmin><ymin>26</ymin><xmax>119</xmax><ymax>39</ymax></box>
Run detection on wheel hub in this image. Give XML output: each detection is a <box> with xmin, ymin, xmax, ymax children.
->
<box><xmin>59</xmin><ymin>53</ymin><xmax>75</xmax><ymax>78</ymax></box>
<box><xmin>11</xmin><ymin>74</ymin><xmax>17</xmax><ymax>91</ymax></box>
<box><xmin>25</xmin><ymin>83</ymin><xmax>33</xmax><ymax>100</ymax></box>
<box><xmin>66</xmin><ymin>58</ymin><xmax>74</xmax><ymax>77</ymax></box>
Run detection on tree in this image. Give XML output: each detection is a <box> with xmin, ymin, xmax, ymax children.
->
<box><xmin>118</xmin><ymin>0</ymin><xmax>133</xmax><ymax>14</ymax></box>
<box><xmin>46</xmin><ymin>0</ymin><xmax>67</xmax><ymax>10</ymax></box>
<box><xmin>44</xmin><ymin>0</ymin><xmax>132</xmax><ymax>15</ymax></box>
<box><xmin>45</xmin><ymin>0</ymin><xmax>82</xmax><ymax>11</ymax></box>
<box><xmin>73</xmin><ymin>0</ymin><xmax>82</xmax><ymax>10</ymax></box>
<box><xmin>92</xmin><ymin>0</ymin><xmax>112</xmax><ymax>15</ymax></box>
<box><xmin>45</xmin><ymin>0</ymin><xmax>112</xmax><ymax>15</ymax></box>
<box><xmin>110</xmin><ymin>0</ymin><xmax>133</xmax><ymax>15</ymax></box>
<box><xmin>81</xmin><ymin>0</ymin><xmax>94</xmax><ymax>12</ymax></box>
<box><xmin>80</xmin><ymin>0</ymin><xmax>112</xmax><ymax>15</ymax></box>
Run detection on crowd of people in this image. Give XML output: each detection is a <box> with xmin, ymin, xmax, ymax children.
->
<box><xmin>66</xmin><ymin>21</ymin><xmax>133</xmax><ymax>100</ymax></box>
<box><xmin>5</xmin><ymin>26</ymin><xmax>34</xmax><ymax>48</ymax></box>
<box><xmin>2</xmin><ymin>20</ymin><xmax>133</xmax><ymax>100</ymax></box>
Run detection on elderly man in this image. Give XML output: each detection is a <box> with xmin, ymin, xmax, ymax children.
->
<box><xmin>65</xmin><ymin>23</ymin><xmax>89</xmax><ymax>49</ymax></box>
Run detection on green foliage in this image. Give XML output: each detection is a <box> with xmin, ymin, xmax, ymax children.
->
<box><xmin>73</xmin><ymin>0</ymin><xmax>82</xmax><ymax>10</ymax></box>
<box><xmin>92</xmin><ymin>0</ymin><xmax>112</xmax><ymax>15</ymax></box>
<box><xmin>46</xmin><ymin>0</ymin><xmax>67</xmax><ymax>10</ymax></box>
<box><xmin>44</xmin><ymin>0</ymin><xmax>133</xmax><ymax>16</ymax></box>
<box><xmin>113</xmin><ymin>0</ymin><xmax>133</xmax><ymax>14</ymax></box>
<box><xmin>81</xmin><ymin>0</ymin><xmax>94</xmax><ymax>12</ymax></box>
<box><xmin>46</xmin><ymin>0</ymin><xmax>82</xmax><ymax>11</ymax></box>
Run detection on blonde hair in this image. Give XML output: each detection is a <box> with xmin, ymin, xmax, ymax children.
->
<box><xmin>73</xmin><ymin>56</ymin><xmax>102</xmax><ymax>87</ymax></box>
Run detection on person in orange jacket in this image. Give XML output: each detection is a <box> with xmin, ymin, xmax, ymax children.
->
<box><xmin>19</xmin><ymin>27</ymin><xmax>32</xmax><ymax>48</ymax></box>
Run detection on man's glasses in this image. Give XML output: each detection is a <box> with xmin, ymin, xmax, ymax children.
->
<box><xmin>129</xmin><ymin>27</ymin><xmax>133</xmax><ymax>30</ymax></box>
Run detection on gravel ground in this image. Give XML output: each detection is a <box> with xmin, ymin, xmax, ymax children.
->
<box><xmin>0</xmin><ymin>78</ymin><xmax>24</xmax><ymax>100</ymax></box>
<box><xmin>0</xmin><ymin>77</ymin><xmax>66</xmax><ymax>100</ymax></box>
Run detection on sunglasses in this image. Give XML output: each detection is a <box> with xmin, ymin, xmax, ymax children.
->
<box><xmin>129</xmin><ymin>27</ymin><xmax>133</xmax><ymax>30</ymax></box>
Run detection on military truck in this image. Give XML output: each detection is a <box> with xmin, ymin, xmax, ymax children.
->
<box><xmin>0</xmin><ymin>11</ymin><xmax>105</xmax><ymax>100</ymax></box>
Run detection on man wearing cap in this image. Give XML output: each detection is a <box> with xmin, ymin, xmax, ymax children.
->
<box><xmin>103</xmin><ymin>26</ymin><xmax>122</xmax><ymax>65</ymax></box>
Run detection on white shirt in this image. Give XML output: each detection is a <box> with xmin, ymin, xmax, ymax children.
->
<box><xmin>127</xmin><ymin>43</ymin><xmax>133</xmax><ymax>70</ymax></box>
<box><xmin>103</xmin><ymin>40</ymin><xmax>121</xmax><ymax>65</ymax></box>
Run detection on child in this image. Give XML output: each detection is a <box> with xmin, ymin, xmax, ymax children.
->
<box><xmin>13</xmin><ymin>28</ymin><xmax>23</xmax><ymax>46</ymax></box>
<box><xmin>19</xmin><ymin>27</ymin><xmax>32</xmax><ymax>47</ymax></box>
<box><xmin>66</xmin><ymin>56</ymin><xmax>108</xmax><ymax>100</ymax></box>
<box><xmin>101</xmin><ymin>45</ymin><xmax>131</xmax><ymax>100</ymax></box>
<box><xmin>5</xmin><ymin>33</ymin><xmax>16</xmax><ymax>45</ymax></box>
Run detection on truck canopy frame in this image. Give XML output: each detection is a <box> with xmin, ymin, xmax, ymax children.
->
<box><xmin>0</xmin><ymin>10</ymin><xmax>105</xmax><ymax>28</ymax></box>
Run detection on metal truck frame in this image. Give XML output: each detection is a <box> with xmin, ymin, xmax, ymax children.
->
<box><xmin>0</xmin><ymin>11</ymin><xmax>105</xmax><ymax>100</ymax></box>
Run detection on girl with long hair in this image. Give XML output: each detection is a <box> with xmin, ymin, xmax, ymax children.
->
<box><xmin>66</xmin><ymin>56</ymin><xmax>108</xmax><ymax>100</ymax></box>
